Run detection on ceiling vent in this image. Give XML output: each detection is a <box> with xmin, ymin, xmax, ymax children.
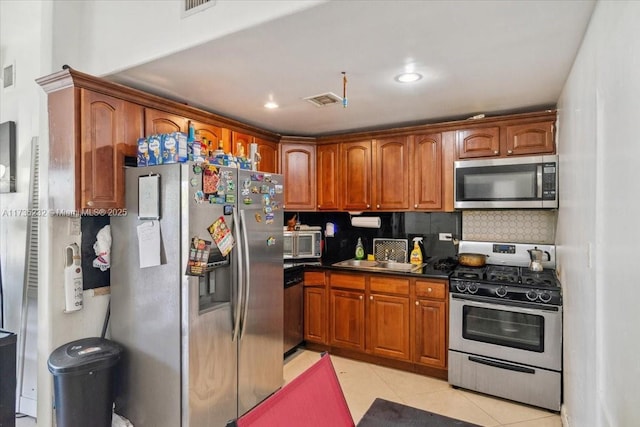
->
<box><xmin>304</xmin><ymin>92</ymin><xmax>343</xmax><ymax>107</ymax></box>
<box><xmin>183</xmin><ymin>0</ymin><xmax>216</xmax><ymax>17</ymax></box>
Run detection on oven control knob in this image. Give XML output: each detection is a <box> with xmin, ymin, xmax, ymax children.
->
<box><xmin>467</xmin><ymin>283</ymin><xmax>478</xmax><ymax>294</ymax></box>
<box><xmin>495</xmin><ymin>286</ymin><xmax>507</xmax><ymax>297</ymax></box>
<box><xmin>456</xmin><ymin>282</ymin><xmax>468</xmax><ymax>293</ymax></box>
<box><xmin>526</xmin><ymin>290</ymin><xmax>538</xmax><ymax>301</ymax></box>
<box><xmin>539</xmin><ymin>292</ymin><xmax>552</xmax><ymax>303</ymax></box>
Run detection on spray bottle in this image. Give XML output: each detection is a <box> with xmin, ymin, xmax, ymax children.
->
<box><xmin>410</xmin><ymin>237</ymin><xmax>423</xmax><ymax>265</ymax></box>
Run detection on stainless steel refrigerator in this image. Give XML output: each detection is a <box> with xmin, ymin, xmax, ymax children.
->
<box><xmin>110</xmin><ymin>163</ymin><xmax>284</xmax><ymax>426</ymax></box>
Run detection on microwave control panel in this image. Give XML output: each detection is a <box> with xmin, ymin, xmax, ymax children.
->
<box><xmin>542</xmin><ymin>162</ymin><xmax>557</xmax><ymax>200</ymax></box>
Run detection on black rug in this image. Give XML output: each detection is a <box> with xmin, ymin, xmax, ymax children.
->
<box><xmin>357</xmin><ymin>398</ymin><xmax>482</xmax><ymax>427</ymax></box>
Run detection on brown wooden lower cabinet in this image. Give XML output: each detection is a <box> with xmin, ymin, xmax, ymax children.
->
<box><xmin>369</xmin><ymin>293</ymin><xmax>410</xmax><ymax>360</ymax></box>
<box><xmin>414</xmin><ymin>299</ymin><xmax>447</xmax><ymax>368</ymax></box>
<box><xmin>304</xmin><ymin>287</ymin><xmax>327</xmax><ymax>344</ymax></box>
<box><xmin>306</xmin><ymin>270</ymin><xmax>449</xmax><ymax>379</ymax></box>
<box><xmin>330</xmin><ymin>289</ymin><xmax>366</xmax><ymax>351</ymax></box>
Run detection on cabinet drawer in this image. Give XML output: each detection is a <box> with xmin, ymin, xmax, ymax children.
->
<box><xmin>329</xmin><ymin>273</ymin><xmax>366</xmax><ymax>290</ymax></box>
<box><xmin>415</xmin><ymin>280</ymin><xmax>446</xmax><ymax>300</ymax></box>
<box><xmin>304</xmin><ymin>271</ymin><xmax>325</xmax><ymax>286</ymax></box>
<box><xmin>370</xmin><ymin>276</ymin><xmax>410</xmax><ymax>295</ymax></box>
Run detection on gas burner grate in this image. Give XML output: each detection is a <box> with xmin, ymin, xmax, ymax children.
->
<box><xmin>432</xmin><ymin>257</ymin><xmax>458</xmax><ymax>271</ymax></box>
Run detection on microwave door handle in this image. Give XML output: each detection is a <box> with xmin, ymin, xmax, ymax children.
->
<box><xmin>536</xmin><ymin>165</ymin><xmax>543</xmax><ymax>198</ymax></box>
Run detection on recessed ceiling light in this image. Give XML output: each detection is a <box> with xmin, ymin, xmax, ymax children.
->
<box><xmin>394</xmin><ymin>72</ymin><xmax>423</xmax><ymax>83</ymax></box>
<box><xmin>264</xmin><ymin>101</ymin><xmax>279</xmax><ymax>109</ymax></box>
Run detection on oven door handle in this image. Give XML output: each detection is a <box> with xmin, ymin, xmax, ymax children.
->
<box><xmin>451</xmin><ymin>293</ymin><xmax>560</xmax><ymax>312</ymax></box>
<box><xmin>468</xmin><ymin>356</ymin><xmax>535</xmax><ymax>374</ymax></box>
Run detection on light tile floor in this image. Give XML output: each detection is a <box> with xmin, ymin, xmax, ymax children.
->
<box><xmin>14</xmin><ymin>350</ymin><xmax>561</xmax><ymax>426</ymax></box>
<box><xmin>284</xmin><ymin>349</ymin><xmax>562</xmax><ymax>427</ymax></box>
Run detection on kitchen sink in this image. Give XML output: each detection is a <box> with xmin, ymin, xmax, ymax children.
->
<box><xmin>332</xmin><ymin>259</ymin><xmax>423</xmax><ymax>272</ymax></box>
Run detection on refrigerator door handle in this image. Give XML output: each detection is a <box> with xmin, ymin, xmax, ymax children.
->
<box><xmin>239</xmin><ymin>209</ymin><xmax>251</xmax><ymax>340</ymax></box>
<box><xmin>231</xmin><ymin>207</ymin><xmax>244</xmax><ymax>342</ymax></box>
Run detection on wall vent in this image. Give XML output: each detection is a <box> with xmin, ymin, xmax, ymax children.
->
<box><xmin>3</xmin><ymin>64</ymin><xmax>15</xmax><ymax>89</ymax></box>
<box><xmin>304</xmin><ymin>92</ymin><xmax>343</xmax><ymax>107</ymax></box>
<box><xmin>183</xmin><ymin>0</ymin><xmax>216</xmax><ymax>16</ymax></box>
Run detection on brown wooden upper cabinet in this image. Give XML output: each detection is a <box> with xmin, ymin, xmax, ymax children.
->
<box><xmin>232</xmin><ymin>131</ymin><xmax>252</xmax><ymax>158</ymax></box>
<box><xmin>341</xmin><ymin>140</ymin><xmax>373</xmax><ymax>211</ymax></box>
<box><xmin>457</xmin><ymin>119</ymin><xmax>555</xmax><ymax>159</ymax></box>
<box><xmin>412</xmin><ymin>133</ymin><xmax>443</xmax><ymax>210</ymax></box>
<box><xmin>80</xmin><ymin>90</ymin><xmax>143</xmax><ymax>210</ymax></box>
<box><xmin>505</xmin><ymin>121</ymin><xmax>555</xmax><ymax>156</ymax></box>
<box><xmin>192</xmin><ymin>121</ymin><xmax>225</xmax><ymax>155</ymax></box>
<box><xmin>373</xmin><ymin>136</ymin><xmax>410</xmax><ymax>210</ymax></box>
<box><xmin>456</xmin><ymin>126</ymin><xmax>500</xmax><ymax>159</ymax></box>
<box><xmin>144</xmin><ymin>108</ymin><xmax>189</xmax><ymax>135</ymax></box>
<box><xmin>316</xmin><ymin>144</ymin><xmax>341</xmax><ymax>210</ymax></box>
<box><xmin>280</xmin><ymin>143</ymin><xmax>316</xmax><ymax>210</ymax></box>
<box><xmin>232</xmin><ymin>132</ymin><xmax>278</xmax><ymax>173</ymax></box>
<box><xmin>255</xmin><ymin>137</ymin><xmax>278</xmax><ymax>173</ymax></box>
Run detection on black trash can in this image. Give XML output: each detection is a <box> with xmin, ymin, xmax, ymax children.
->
<box><xmin>47</xmin><ymin>337</ymin><xmax>123</xmax><ymax>427</ymax></box>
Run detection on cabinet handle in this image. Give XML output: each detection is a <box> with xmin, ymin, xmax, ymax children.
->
<box><xmin>87</xmin><ymin>201</ymin><xmax>94</xmax><ymax>207</ymax></box>
<box><xmin>367</xmin><ymin>204</ymin><xmax>370</xmax><ymax>208</ymax></box>
<box><xmin>359</xmin><ymin>295</ymin><xmax>363</xmax><ymax>300</ymax></box>
<box><xmin>414</xmin><ymin>204</ymin><xmax>418</xmax><ymax>208</ymax></box>
<box><xmin>369</xmin><ymin>295</ymin><xmax>373</xmax><ymax>300</ymax></box>
<box><xmin>317</xmin><ymin>205</ymin><xmax>320</xmax><ymax>208</ymax></box>
<box><xmin>493</xmin><ymin>150</ymin><xmax>499</xmax><ymax>154</ymax></box>
<box><xmin>376</xmin><ymin>204</ymin><xmax>380</xmax><ymax>209</ymax></box>
<box><xmin>415</xmin><ymin>301</ymin><xmax>419</xmax><ymax>306</ymax></box>
<box><xmin>428</xmin><ymin>287</ymin><xmax>433</xmax><ymax>292</ymax></box>
<box><xmin>507</xmin><ymin>150</ymin><xmax>513</xmax><ymax>154</ymax></box>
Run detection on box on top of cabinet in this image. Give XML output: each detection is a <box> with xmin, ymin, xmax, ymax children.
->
<box><xmin>161</xmin><ymin>132</ymin><xmax>188</xmax><ymax>164</ymax></box>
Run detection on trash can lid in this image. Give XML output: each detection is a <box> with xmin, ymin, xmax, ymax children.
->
<box><xmin>48</xmin><ymin>337</ymin><xmax>123</xmax><ymax>375</ymax></box>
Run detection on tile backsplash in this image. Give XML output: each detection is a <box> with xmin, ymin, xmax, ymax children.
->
<box><xmin>462</xmin><ymin>210</ymin><xmax>556</xmax><ymax>244</ymax></box>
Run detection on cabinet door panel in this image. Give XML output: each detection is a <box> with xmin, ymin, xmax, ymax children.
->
<box><xmin>281</xmin><ymin>143</ymin><xmax>316</xmax><ymax>210</ymax></box>
<box><xmin>369</xmin><ymin>294</ymin><xmax>410</xmax><ymax>360</ymax></box>
<box><xmin>144</xmin><ymin>108</ymin><xmax>188</xmax><ymax>135</ymax></box>
<box><xmin>412</xmin><ymin>133</ymin><xmax>442</xmax><ymax>210</ymax></box>
<box><xmin>316</xmin><ymin>144</ymin><xmax>340</xmax><ymax>210</ymax></box>
<box><xmin>414</xmin><ymin>299</ymin><xmax>446</xmax><ymax>368</ymax></box>
<box><xmin>457</xmin><ymin>127</ymin><xmax>500</xmax><ymax>159</ymax></box>
<box><xmin>81</xmin><ymin>92</ymin><xmax>119</xmax><ymax>208</ymax></box>
<box><xmin>81</xmin><ymin>90</ymin><xmax>132</xmax><ymax>209</ymax></box>
<box><xmin>330</xmin><ymin>289</ymin><xmax>365</xmax><ymax>351</ymax></box>
<box><xmin>255</xmin><ymin>137</ymin><xmax>278</xmax><ymax>173</ymax></box>
<box><xmin>342</xmin><ymin>141</ymin><xmax>372</xmax><ymax>210</ymax></box>
<box><xmin>374</xmin><ymin>137</ymin><xmax>410</xmax><ymax>210</ymax></box>
<box><xmin>192</xmin><ymin>121</ymin><xmax>223</xmax><ymax>156</ymax></box>
<box><xmin>304</xmin><ymin>287</ymin><xmax>327</xmax><ymax>344</ymax></box>
<box><xmin>506</xmin><ymin>121</ymin><xmax>555</xmax><ymax>155</ymax></box>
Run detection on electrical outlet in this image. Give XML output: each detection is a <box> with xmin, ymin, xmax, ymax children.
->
<box><xmin>439</xmin><ymin>233</ymin><xmax>452</xmax><ymax>241</ymax></box>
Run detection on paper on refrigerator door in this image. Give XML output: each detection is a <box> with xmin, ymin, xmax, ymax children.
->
<box><xmin>137</xmin><ymin>221</ymin><xmax>161</xmax><ymax>268</ymax></box>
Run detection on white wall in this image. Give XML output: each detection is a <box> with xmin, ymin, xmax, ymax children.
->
<box><xmin>51</xmin><ymin>0</ymin><xmax>325</xmax><ymax>76</ymax></box>
<box><xmin>556</xmin><ymin>1</ymin><xmax>640</xmax><ymax>426</ymax></box>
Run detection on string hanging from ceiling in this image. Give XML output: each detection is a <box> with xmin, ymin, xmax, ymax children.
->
<box><xmin>342</xmin><ymin>72</ymin><xmax>348</xmax><ymax>108</ymax></box>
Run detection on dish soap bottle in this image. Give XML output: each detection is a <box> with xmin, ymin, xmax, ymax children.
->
<box><xmin>410</xmin><ymin>237</ymin><xmax>423</xmax><ymax>265</ymax></box>
<box><xmin>355</xmin><ymin>238</ymin><xmax>365</xmax><ymax>260</ymax></box>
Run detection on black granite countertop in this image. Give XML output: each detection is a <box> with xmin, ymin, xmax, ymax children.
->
<box><xmin>299</xmin><ymin>257</ymin><xmax>454</xmax><ymax>280</ymax></box>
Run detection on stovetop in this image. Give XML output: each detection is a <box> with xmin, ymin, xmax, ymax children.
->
<box><xmin>450</xmin><ymin>241</ymin><xmax>562</xmax><ymax>306</ymax></box>
<box><xmin>451</xmin><ymin>265</ymin><xmax>560</xmax><ymax>289</ymax></box>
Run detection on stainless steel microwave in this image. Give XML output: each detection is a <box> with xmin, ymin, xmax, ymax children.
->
<box><xmin>283</xmin><ymin>227</ymin><xmax>322</xmax><ymax>259</ymax></box>
<box><xmin>454</xmin><ymin>154</ymin><xmax>558</xmax><ymax>209</ymax></box>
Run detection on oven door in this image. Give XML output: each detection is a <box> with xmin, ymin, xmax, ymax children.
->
<box><xmin>449</xmin><ymin>294</ymin><xmax>562</xmax><ymax>371</ymax></box>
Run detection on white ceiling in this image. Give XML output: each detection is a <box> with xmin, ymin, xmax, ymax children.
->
<box><xmin>107</xmin><ymin>1</ymin><xmax>596</xmax><ymax>137</ymax></box>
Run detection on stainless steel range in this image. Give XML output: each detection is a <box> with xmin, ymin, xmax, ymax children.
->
<box><xmin>448</xmin><ymin>241</ymin><xmax>562</xmax><ymax>411</ymax></box>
